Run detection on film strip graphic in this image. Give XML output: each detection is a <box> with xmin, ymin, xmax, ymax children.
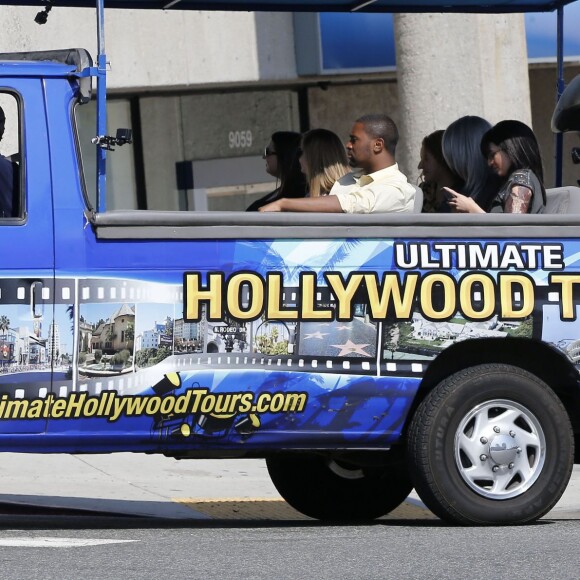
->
<box><xmin>0</xmin><ymin>277</ymin><xmax>181</xmax><ymax>306</ymax></box>
<box><xmin>0</xmin><ymin>276</ymin><xmax>183</xmax><ymax>401</ymax></box>
<box><xmin>0</xmin><ymin>272</ymin><xmax>576</xmax><ymax>306</ymax></box>
<box><xmin>72</xmin><ymin>353</ymin><xmax>384</xmax><ymax>396</ymax></box>
<box><xmin>1</xmin><ymin>275</ymin><xmax>561</xmax><ymax>312</ymax></box>
<box><xmin>0</xmin><ymin>274</ymin><xmax>573</xmax><ymax>402</ymax></box>
<box><xmin>0</xmin><ymin>277</ymin><xmax>59</xmax><ymax>305</ymax></box>
<box><xmin>163</xmin><ymin>353</ymin><xmax>426</xmax><ymax>377</ymax></box>
<box><xmin>73</xmin><ymin>277</ymin><xmax>182</xmax><ymax>397</ymax></box>
<box><xmin>78</xmin><ymin>278</ymin><xmax>181</xmax><ymax>305</ymax></box>
<box><xmin>0</xmin><ymin>353</ymin><xmax>425</xmax><ymax>402</ymax></box>
<box><xmin>169</xmin><ymin>353</ymin><xmax>378</xmax><ymax>374</ymax></box>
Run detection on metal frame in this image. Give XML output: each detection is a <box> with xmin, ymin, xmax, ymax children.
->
<box><xmin>555</xmin><ymin>6</ymin><xmax>565</xmax><ymax>187</ymax></box>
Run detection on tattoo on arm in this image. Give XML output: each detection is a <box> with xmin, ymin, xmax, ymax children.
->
<box><xmin>505</xmin><ymin>185</ymin><xmax>532</xmax><ymax>214</ymax></box>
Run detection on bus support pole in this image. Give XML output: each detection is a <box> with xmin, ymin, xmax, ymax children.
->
<box><xmin>96</xmin><ymin>0</ymin><xmax>107</xmax><ymax>213</ymax></box>
<box><xmin>555</xmin><ymin>5</ymin><xmax>564</xmax><ymax>188</ymax></box>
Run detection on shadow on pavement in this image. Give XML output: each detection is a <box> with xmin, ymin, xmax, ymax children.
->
<box><xmin>0</xmin><ymin>494</ymin><xmax>564</xmax><ymax>530</ymax></box>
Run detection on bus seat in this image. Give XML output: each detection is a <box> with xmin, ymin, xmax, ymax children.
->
<box><xmin>413</xmin><ymin>185</ymin><xmax>424</xmax><ymax>213</ymax></box>
<box><xmin>545</xmin><ymin>186</ymin><xmax>580</xmax><ymax>214</ymax></box>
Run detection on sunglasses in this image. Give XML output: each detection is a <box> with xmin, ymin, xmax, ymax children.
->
<box><xmin>263</xmin><ymin>147</ymin><xmax>277</xmax><ymax>158</ymax></box>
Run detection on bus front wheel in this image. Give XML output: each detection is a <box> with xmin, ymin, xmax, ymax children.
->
<box><xmin>408</xmin><ymin>363</ymin><xmax>574</xmax><ymax>525</ymax></box>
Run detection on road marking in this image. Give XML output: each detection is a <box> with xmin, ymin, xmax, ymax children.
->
<box><xmin>175</xmin><ymin>498</ymin><xmax>436</xmax><ymax>520</ymax></box>
<box><xmin>0</xmin><ymin>538</ymin><xmax>138</xmax><ymax>548</ymax></box>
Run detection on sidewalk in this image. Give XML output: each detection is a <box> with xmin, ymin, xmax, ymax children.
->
<box><xmin>0</xmin><ymin>453</ymin><xmax>280</xmax><ymax>519</ymax></box>
<box><xmin>0</xmin><ymin>453</ymin><xmax>579</xmax><ymax>520</ymax></box>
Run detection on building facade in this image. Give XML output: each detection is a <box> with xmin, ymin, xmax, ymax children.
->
<box><xmin>47</xmin><ymin>322</ymin><xmax>61</xmax><ymax>363</ymax></box>
<box><xmin>0</xmin><ymin>5</ymin><xmax>578</xmax><ymax>214</ymax></box>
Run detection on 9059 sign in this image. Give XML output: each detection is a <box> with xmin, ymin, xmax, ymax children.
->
<box><xmin>228</xmin><ymin>130</ymin><xmax>253</xmax><ymax>149</ymax></box>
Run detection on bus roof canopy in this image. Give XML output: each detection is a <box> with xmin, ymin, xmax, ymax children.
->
<box><xmin>3</xmin><ymin>0</ymin><xmax>578</xmax><ymax>13</ymax></box>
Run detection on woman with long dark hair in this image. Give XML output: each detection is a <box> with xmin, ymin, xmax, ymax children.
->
<box><xmin>441</xmin><ymin>115</ymin><xmax>499</xmax><ymax>212</ymax></box>
<box><xmin>246</xmin><ymin>131</ymin><xmax>307</xmax><ymax>212</ymax></box>
<box><xmin>445</xmin><ymin>120</ymin><xmax>546</xmax><ymax>214</ymax></box>
<box><xmin>417</xmin><ymin>129</ymin><xmax>461</xmax><ymax>212</ymax></box>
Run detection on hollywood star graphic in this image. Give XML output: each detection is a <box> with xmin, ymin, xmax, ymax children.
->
<box><xmin>330</xmin><ymin>340</ymin><xmax>372</xmax><ymax>357</ymax></box>
<box><xmin>303</xmin><ymin>331</ymin><xmax>329</xmax><ymax>340</ymax></box>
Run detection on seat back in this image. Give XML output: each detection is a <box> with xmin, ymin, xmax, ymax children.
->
<box><xmin>413</xmin><ymin>185</ymin><xmax>424</xmax><ymax>213</ymax></box>
<box><xmin>545</xmin><ymin>186</ymin><xmax>580</xmax><ymax>214</ymax></box>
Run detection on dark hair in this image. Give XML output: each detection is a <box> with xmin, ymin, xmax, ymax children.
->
<box><xmin>480</xmin><ymin>120</ymin><xmax>545</xmax><ymax>184</ymax></box>
<box><xmin>270</xmin><ymin>131</ymin><xmax>308</xmax><ymax>198</ymax></box>
<box><xmin>442</xmin><ymin>115</ymin><xmax>499</xmax><ymax>210</ymax></box>
<box><xmin>356</xmin><ymin>114</ymin><xmax>399</xmax><ymax>156</ymax></box>
<box><xmin>421</xmin><ymin>129</ymin><xmax>456</xmax><ymax>177</ymax></box>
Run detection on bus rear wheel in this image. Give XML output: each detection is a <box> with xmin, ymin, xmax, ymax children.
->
<box><xmin>408</xmin><ymin>363</ymin><xmax>574</xmax><ymax>525</ymax></box>
<box><xmin>266</xmin><ymin>452</ymin><xmax>413</xmax><ymax>521</ymax></box>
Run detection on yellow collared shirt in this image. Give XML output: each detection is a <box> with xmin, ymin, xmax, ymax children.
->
<box><xmin>330</xmin><ymin>163</ymin><xmax>416</xmax><ymax>214</ymax></box>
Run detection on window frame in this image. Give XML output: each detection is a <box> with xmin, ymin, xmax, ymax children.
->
<box><xmin>0</xmin><ymin>89</ymin><xmax>26</xmax><ymax>225</ymax></box>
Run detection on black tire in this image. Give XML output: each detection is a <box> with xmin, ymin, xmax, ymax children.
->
<box><xmin>266</xmin><ymin>452</ymin><xmax>413</xmax><ymax>521</ymax></box>
<box><xmin>408</xmin><ymin>363</ymin><xmax>574</xmax><ymax>525</ymax></box>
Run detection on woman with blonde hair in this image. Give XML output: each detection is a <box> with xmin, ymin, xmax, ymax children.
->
<box><xmin>299</xmin><ymin>128</ymin><xmax>350</xmax><ymax>197</ymax></box>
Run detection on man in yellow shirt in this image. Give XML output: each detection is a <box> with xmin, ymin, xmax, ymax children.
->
<box><xmin>259</xmin><ymin>114</ymin><xmax>415</xmax><ymax>213</ymax></box>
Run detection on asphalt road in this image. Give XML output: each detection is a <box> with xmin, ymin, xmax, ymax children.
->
<box><xmin>0</xmin><ymin>514</ymin><xmax>578</xmax><ymax>579</ymax></box>
<box><xmin>0</xmin><ymin>456</ymin><xmax>580</xmax><ymax>579</ymax></box>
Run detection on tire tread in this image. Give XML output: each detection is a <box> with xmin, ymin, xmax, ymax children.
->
<box><xmin>408</xmin><ymin>363</ymin><xmax>574</xmax><ymax>525</ymax></box>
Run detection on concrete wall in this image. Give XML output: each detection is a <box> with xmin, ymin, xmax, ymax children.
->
<box><xmin>307</xmin><ymin>80</ymin><xmax>399</xmax><ymax>145</ymax></box>
<box><xmin>0</xmin><ymin>7</ymin><xmax>297</xmax><ymax>90</ymax></box>
<box><xmin>2</xmin><ymin>6</ymin><xmax>578</xmax><ymax>207</ymax></box>
<box><xmin>394</xmin><ymin>13</ymin><xmax>531</xmax><ymax>183</ymax></box>
<box><xmin>140</xmin><ymin>96</ymin><xmax>184</xmax><ymax>210</ymax></box>
<box><xmin>140</xmin><ymin>90</ymin><xmax>300</xmax><ymax>210</ymax></box>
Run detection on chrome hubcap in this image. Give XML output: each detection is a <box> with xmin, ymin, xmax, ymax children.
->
<box><xmin>454</xmin><ymin>399</ymin><xmax>546</xmax><ymax>499</ymax></box>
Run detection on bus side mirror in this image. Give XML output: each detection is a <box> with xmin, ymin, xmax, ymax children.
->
<box><xmin>552</xmin><ymin>74</ymin><xmax>580</xmax><ymax>133</ymax></box>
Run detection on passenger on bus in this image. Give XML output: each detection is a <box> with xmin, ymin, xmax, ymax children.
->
<box><xmin>246</xmin><ymin>131</ymin><xmax>307</xmax><ymax>212</ymax></box>
<box><xmin>445</xmin><ymin>120</ymin><xmax>546</xmax><ymax>214</ymax></box>
<box><xmin>298</xmin><ymin>128</ymin><xmax>350</xmax><ymax>197</ymax></box>
<box><xmin>440</xmin><ymin>115</ymin><xmax>500</xmax><ymax>212</ymax></box>
<box><xmin>259</xmin><ymin>114</ymin><xmax>415</xmax><ymax>213</ymax></box>
<box><xmin>418</xmin><ymin>129</ymin><xmax>462</xmax><ymax>213</ymax></box>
